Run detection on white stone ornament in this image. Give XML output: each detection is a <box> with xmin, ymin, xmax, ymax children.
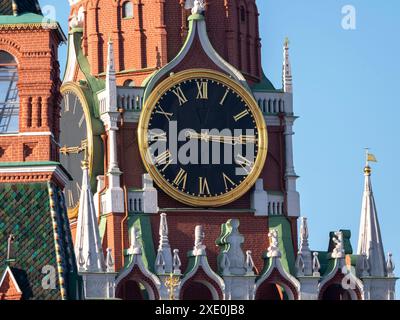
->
<box><xmin>155</xmin><ymin>250</ymin><xmax>166</xmax><ymax>274</ymax></box>
<box><xmin>193</xmin><ymin>225</ymin><xmax>206</xmax><ymax>256</ymax></box>
<box><xmin>106</xmin><ymin>248</ymin><xmax>115</xmax><ymax>272</ymax></box>
<box><xmin>312</xmin><ymin>252</ymin><xmax>321</xmax><ymax>277</ymax></box>
<box><xmin>245</xmin><ymin>251</ymin><xmax>255</xmax><ymax>276</ymax></box>
<box><xmin>185</xmin><ymin>0</ymin><xmax>206</xmax><ymax>15</ymax></box>
<box><xmin>295</xmin><ymin>252</ymin><xmax>305</xmax><ymax>277</ymax></box>
<box><xmin>173</xmin><ymin>249</ymin><xmax>182</xmax><ymax>275</ymax></box>
<box><xmin>331</xmin><ymin>231</ymin><xmax>345</xmax><ymax>259</ymax></box>
<box><xmin>128</xmin><ymin>227</ymin><xmax>142</xmax><ymax>255</ymax></box>
<box><xmin>267</xmin><ymin>229</ymin><xmax>281</xmax><ymax>258</ymax></box>
<box><xmin>387</xmin><ymin>253</ymin><xmax>395</xmax><ymax>277</ymax></box>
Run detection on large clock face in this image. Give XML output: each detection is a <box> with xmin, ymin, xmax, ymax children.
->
<box><xmin>60</xmin><ymin>88</ymin><xmax>89</xmax><ymax>213</ymax></box>
<box><xmin>138</xmin><ymin>69</ymin><xmax>268</xmax><ymax>207</ymax></box>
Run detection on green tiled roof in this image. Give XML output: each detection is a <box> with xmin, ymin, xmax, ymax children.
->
<box><xmin>0</xmin><ymin>182</ymin><xmax>81</xmax><ymax>300</ymax></box>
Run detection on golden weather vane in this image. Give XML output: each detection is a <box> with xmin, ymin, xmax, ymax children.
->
<box><xmin>164</xmin><ymin>273</ymin><xmax>181</xmax><ymax>300</ymax></box>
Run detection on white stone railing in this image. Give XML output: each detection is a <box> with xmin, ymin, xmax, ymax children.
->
<box><xmin>253</xmin><ymin>91</ymin><xmax>293</xmax><ymax>115</ymax></box>
<box><xmin>117</xmin><ymin>87</ymin><xmax>144</xmax><ymax>112</ymax></box>
<box><xmin>267</xmin><ymin>193</ymin><xmax>285</xmax><ymax>215</ymax></box>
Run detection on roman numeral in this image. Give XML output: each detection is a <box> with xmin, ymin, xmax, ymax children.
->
<box><xmin>233</xmin><ymin>109</ymin><xmax>249</xmax><ymax>122</ymax></box>
<box><xmin>199</xmin><ymin>177</ymin><xmax>211</xmax><ymax>195</ymax></box>
<box><xmin>73</xmin><ymin>96</ymin><xmax>78</xmax><ymax>114</ymax></box>
<box><xmin>173</xmin><ymin>168</ymin><xmax>187</xmax><ymax>190</ymax></box>
<box><xmin>172</xmin><ymin>86</ymin><xmax>188</xmax><ymax>106</ymax></box>
<box><xmin>223</xmin><ymin>173</ymin><xmax>236</xmax><ymax>191</ymax></box>
<box><xmin>196</xmin><ymin>81</ymin><xmax>208</xmax><ymax>100</ymax></box>
<box><xmin>78</xmin><ymin>114</ymin><xmax>85</xmax><ymax>128</ymax></box>
<box><xmin>235</xmin><ymin>154</ymin><xmax>254</xmax><ymax>174</ymax></box>
<box><xmin>67</xmin><ymin>189</ymin><xmax>74</xmax><ymax>207</ymax></box>
<box><xmin>220</xmin><ymin>89</ymin><xmax>229</xmax><ymax>106</ymax></box>
<box><xmin>149</xmin><ymin>131</ymin><xmax>167</xmax><ymax>142</ymax></box>
<box><xmin>64</xmin><ymin>94</ymin><xmax>70</xmax><ymax>112</ymax></box>
<box><xmin>154</xmin><ymin>150</ymin><xmax>173</xmax><ymax>172</ymax></box>
<box><xmin>155</xmin><ymin>105</ymin><xmax>173</xmax><ymax>121</ymax></box>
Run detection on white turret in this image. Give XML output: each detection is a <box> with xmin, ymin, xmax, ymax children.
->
<box><xmin>282</xmin><ymin>37</ymin><xmax>293</xmax><ymax>93</ymax></box>
<box><xmin>75</xmin><ymin>161</ymin><xmax>105</xmax><ymax>273</ymax></box>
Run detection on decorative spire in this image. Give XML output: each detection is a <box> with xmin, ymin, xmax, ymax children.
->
<box><xmin>173</xmin><ymin>249</ymin><xmax>182</xmax><ymax>275</ymax></box>
<box><xmin>357</xmin><ymin>152</ymin><xmax>387</xmax><ymax>277</ymax></box>
<box><xmin>282</xmin><ymin>37</ymin><xmax>293</xmax><ymax>93</ymax></box>
<box><xmin>105</xmin><ymin>38</ymin><xmax>117</xmax><ymax>112</ymax></box>
<box><xmin>387</xmin><ymin>253</ymin><xmax>395</xmax><ymax>278</ymax></box>
<box><xmin>74</xmin><ymin>161</ymin><xmax>106</xmax><ymax>273</ymax></box>
<box><xmin>106</xmin><ymin>248</ymin><xmax>115</xmax><ymax>272</ymax></box>
<box><xmin>312</xmin><ymin>252</ymin><xmax>321</xmax><ymax>277</ymax></box>
<box><xmin>156</xmin><ymin>213</ymin><xmax>173</xmax><ymax>273</ymax></box>
<box><xmin>298</xmin><ymin>217</ymin><xmax>313</xmax><ymax>275</ymax></box>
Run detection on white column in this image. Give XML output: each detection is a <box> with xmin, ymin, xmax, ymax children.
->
<box><xmin>284</xmin><ymin>114</ymin><xmax>300</xmax><ymax>217</ymax></box>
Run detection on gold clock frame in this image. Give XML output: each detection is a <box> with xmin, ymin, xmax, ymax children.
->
<box><xmin>60</xmin><ymin>82</ymin><xmax>94</xmax><ymax>218</ymax></box>
<box><xmin>138</xmin><ymin>69</ymin><xmax>268</xmax><ymax>207</ymax></box>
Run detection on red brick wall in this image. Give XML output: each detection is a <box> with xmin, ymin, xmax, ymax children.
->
<box><xmin>0</xmin><ymin>26</ymin><xmax>63</xmax><ymax>186</ymax></box>
<box><xmin>70</xmin><ymin>0</ymin><xmax>262</xmax><ymax>85</ymax></box>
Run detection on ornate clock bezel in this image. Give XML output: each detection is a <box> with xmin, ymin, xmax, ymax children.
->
<box><xmin>138</xmin><ymin>69</ymin><xmax>268</xmax><ymax>207</ymax></box>
<box><xmin>60</xmin><ymin>82</ymin><xmax>95</xmax><ymax>218</ymax></box>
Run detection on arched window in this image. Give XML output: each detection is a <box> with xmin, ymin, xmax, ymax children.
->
<box><xmin>123</xmin><ymin>79</ymin><xmax>135</xmax><ymax>87</ymax></box>
<box><xmin>122</xmin><ymin>1</ymin><xmax>134</xmax><ymax>19</ymax></box>
<box><xmin>0</xmin><ymin>51</ymin><xmax>19</xmax><ymax>134</ymax></box>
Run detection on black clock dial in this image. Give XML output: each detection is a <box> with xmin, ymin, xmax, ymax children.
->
<box><xmin>60</xmin><ymin>90</ymin><xmax>88</xmax><ymax>210</ymax></box>
<box><xmin>145</xmin><ymin>76</ymin><xmax>261</xmax><ymax>202</ymax></box>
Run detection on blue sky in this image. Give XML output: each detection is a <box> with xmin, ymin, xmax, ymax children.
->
<box><xmin>40</xmin><ymin>0</ymin><xmax>399</xmax><ymax>296</ymax></box>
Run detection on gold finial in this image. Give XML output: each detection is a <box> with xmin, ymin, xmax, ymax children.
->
<box><xmin>164</xmin><ymin>273</ymin><xmax>181</xmax><ymax>300</ymax></box>
<box><xmin>284</xmin><ymin>37</ymin><xmax>290</xmax><ymax>47</ymax></box>
<box><xmin>364</xmin><ymin>148</ymin><xmax>377</xmax><ymax>175</ymax></box>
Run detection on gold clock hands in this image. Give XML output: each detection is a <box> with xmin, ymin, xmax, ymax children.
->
<box><xmin>60</xmin><ymin>139</ymin><xmax>89</xmax><ymax>165</ymax></box>
<box><xmin>186</xmin><ymin>132</ymin><xmax>256</xmax><ymax>145</ymax></box>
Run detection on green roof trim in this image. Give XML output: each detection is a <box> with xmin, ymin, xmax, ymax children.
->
<box><xmin>124</xmin><ymin>214</ymin><xmax>157</xmax><ymax>273</ymax></box>
<box><xmin>266</xmin><ymin>216</ymin><xmax>296</xmax><ymax>275</ymax></box>
<box><xmin>0</xmin><ymin>13</ymin><xmax>66</xmax><ymax>41</ymax></box>
<box><xmin>0</xmin><ymin>161</ymin><xmax>73</xmax><ymax>181</ymax></box>
<box><xmin>251</xmin><ymin>70</ymin><xmax>279</xmax><ymax>92</ymax></box>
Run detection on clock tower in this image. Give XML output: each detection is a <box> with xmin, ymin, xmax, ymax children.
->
<box><xmin>63</xmin><ymin>0</ymin><xmax>302</xmax><ymax>300</ymax></box>
<box><xmin>0</xmin><ymin>0</ymin><xmax>80</xmax><ymax>299</ymax></box>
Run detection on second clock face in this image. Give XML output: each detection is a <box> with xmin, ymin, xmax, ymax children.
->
<box><xmin>60</xmin><ymin>89</ymin><xmax>88</xmax><ymax>212</ymax></box>
<box><xmin>139</xmin><ymin>70</ymin><xmax>268</xmax><ymax>207</ymax></box>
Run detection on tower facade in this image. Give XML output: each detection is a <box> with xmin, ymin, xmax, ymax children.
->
<box><xmin>0</xmin><ymin>0</ymin><xmax>80</xmax><ymax>300</ymax></box>
<box><xmin>60</xmin><ymin>0</ymin><xmax>396</xmax><ymax>300</ymax></box>
<box><xmin>67</xmin><ymin>0</ymin><xmax>262</xmax><ymax>85</ymax></box>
